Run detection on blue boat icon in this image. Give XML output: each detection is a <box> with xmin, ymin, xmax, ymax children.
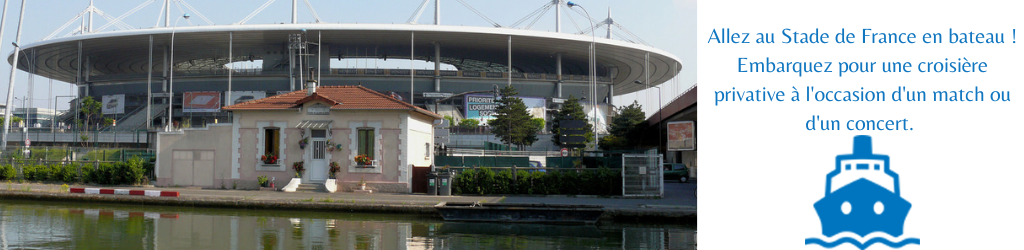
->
<box><xmin>806</xmin><ymin>135</ymin><xmax>920</xmax><ymax>249</ymax></box>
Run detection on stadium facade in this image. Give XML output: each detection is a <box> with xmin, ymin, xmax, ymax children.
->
<box><xmin>8</xmin><ymin>0</ymin><xmax>681</xmax><ymax>149</ymax></box>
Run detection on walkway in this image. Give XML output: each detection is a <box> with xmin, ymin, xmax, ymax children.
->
<box><xmin>0</xmin><ymin>179</ymin><xmax>696</xmax><ymax>222</ymax></box>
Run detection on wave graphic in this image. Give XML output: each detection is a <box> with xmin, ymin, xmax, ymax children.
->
<box><xmin>805</xmin><ymin>237</ymin><xmax>920</xmax><ymax>250</ymax></box>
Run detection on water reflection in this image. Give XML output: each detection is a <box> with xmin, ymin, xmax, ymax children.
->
<box><xmin>0</xmin><ymin>200</ymin><xmax>695</xmax><ymax>249</ymax></box>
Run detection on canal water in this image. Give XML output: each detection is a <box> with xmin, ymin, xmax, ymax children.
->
<box><xmin>0</xmin><ymin>200</ymin><xmax>695</xmax><ymax>249</ymax></box>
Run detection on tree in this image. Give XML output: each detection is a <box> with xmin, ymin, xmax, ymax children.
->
<box><xmin>443</xmin><ymin>115</ymin><xmax>455</xmax><ymax>127</ymax></box>
<box><xmin>487</xmin><ymin>86</ymin><xmax>539</xmax><ymax>150</ymax></box>
<box><xmin>79</xmin><ymin>96</ymin><xmax>102</xmax><ymax>147</ymax></box>
<box><xmin>528</xmin><ymin>117</ymin><xmax>545</xmax><ymax>133</ymax></box>
<box><xmin>550</xmin><ymin>96</ymin><xmax>594</xmax><ymax>148</ymax></box>
<box><xmin>0</xmin><ymin>116</ymin><xmax>22</xmax><ymax>127</ymax></box>
<box><xmin>601</xmin><ymin>101</ymin><xmax>646</xmax><ymax>150</ymax></box>
<box><xmin>458</xmin><ymin>118</ymin><xmax>479</xmax><ymax>130</ymax></box>
<box><xmin>80</xmin><ymin>96</ymin><xmax>101</xmax><ymax>131</ymax></box>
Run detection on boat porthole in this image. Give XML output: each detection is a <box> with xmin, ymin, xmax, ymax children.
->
<box><xmin>841</xmin><ymin>201</ymin><xmax>851</xmax><ymax>214</ymax></box>
<box><xmin>874</xmin><ymin>201</ymin><xmax>884</xmax><ymax>214</ymax></box>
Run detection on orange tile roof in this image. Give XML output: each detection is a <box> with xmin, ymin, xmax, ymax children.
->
<box><xmin>223</xmin><ymin>85</ymin><xmax>440</xmax><ymax>118</ymax></box>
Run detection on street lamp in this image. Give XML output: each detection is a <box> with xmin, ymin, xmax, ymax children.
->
<box><xmin>636</xmin><ymin>80</ymin><xmax>662</xmax><ymax>154</ymax></box>
<box><xmin>566</xmin><ymin>1</ymin><xmax>599</xmax><ymax>149</ymax></box>
<box><xmin>167</xmin><ymin>13</ymin><xmax>190</xmax><ymax>131</ymax></box>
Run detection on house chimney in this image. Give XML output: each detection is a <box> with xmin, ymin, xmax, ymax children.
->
<box><xmin>306</xmin><ymin>79</ymin><xmax>318</xmax><ymax>96</ymax></box>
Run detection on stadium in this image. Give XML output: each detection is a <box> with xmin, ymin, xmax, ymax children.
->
<box><xmin>7</xmin><ymin>0</ymin><xmax>682</xmax><ymax>149</ymax></box>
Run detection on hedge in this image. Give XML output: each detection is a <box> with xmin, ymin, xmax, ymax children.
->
<box><xmin>2</xmin><ymin>156</ymin><xmax>147</xmax><ymax>185</ymax></box>
<box><xmin>453</xmin><ymin>167</ymin><xmax>622</xmax><ymax>196</ymax></box>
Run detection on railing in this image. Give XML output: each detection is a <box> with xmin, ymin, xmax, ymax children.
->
<box><xmin>7</xmin><ymin>131</ymin><xmax>149</xmax><ymax>144</ymax></box>
<box><xmin>446</xmin><ymin>148</ymin><xmax>558</xmax><ymax>157</ymax></box>
<box><xmin>0</xmin><ymin>146</ymin><xmax>154</xmax><ymax>162</ymax></box>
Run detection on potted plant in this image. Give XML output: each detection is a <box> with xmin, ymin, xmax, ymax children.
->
<box><xmin>292</xmin><ymin>161</ymin><xmax>305</xmax><ymax>178</ymax></box>
<box><xmin>257</xmin><ymin>175</ymin><xmax>268</xmax><ymax>187</ymax></box>
<box><xmin>354</xmin><ymin>154</ymin><xmax>373</xmax><ymax>166</ymax></box>
<box><xmin>358</xmin><ymin>176</ymin><xmax>366</xmax><ymax>190</ymax></box>
<box><xmin>328</xmin><ymin>162</ymin><xmax>340</xmax><ymax>179</ymax></box>
<box><xmin>299</xmin><ymin>138</ymin><xmax>309</xmax><ymax>149</ymax></box>
<box><xmin>261</xmin><ymin>153</ymin><xmax>278</xmax><ymax>164</ymax></box>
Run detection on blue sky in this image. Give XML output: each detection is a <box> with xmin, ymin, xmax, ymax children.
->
<box><xmin>0</xmin><ymin>0</ymin><xmax>695</xmax><ymax>116</ymax></box>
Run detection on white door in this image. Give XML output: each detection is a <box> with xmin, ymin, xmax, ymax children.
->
<box><xmin>310</xmin><ymin>129</ymin><xmax>328</xmax><ymax>181</ymax></box>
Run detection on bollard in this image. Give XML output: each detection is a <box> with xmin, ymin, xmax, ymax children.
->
<box><xmin>511</xmin><ymin>165</ymin><xmax>517</xmax><ymax>193</ymax></box>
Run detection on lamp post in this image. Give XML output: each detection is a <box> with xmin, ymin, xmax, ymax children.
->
<box><xmin>567</xmin><ymin>1</ymin><xmax>599</xmax><ymax>149</ymax></box>
<box><xmin>167</xmin><ymin>13</ymin><xmax>189</xmax><ymax>131</ymax></box>
<box><xmin>635</xmin><ymin>80</ymin><xmax>662</xmax><ymax>154</ymax></box>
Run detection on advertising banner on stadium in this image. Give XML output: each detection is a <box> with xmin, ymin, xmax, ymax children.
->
<box><xmin>464</xmin><ymin>94</ymin><xmax>546</xmax><ymax>121</ymax></box>
<box><xmin>101</xmin><ymin>94</ymin><xmax>125</xmax><ymax>115</ymax></box>
<box><xmin>228</xmin><ymin>91</ymin><xmax>266</xmax><ymax>105</ymax></box>
<box><xmin>183</xmin><ymin>92</ymin><xmax>221</xmax><ymax>113</ymax></box>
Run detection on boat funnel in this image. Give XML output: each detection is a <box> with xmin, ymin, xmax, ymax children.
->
<box><xmin>853</xmin><ymin>135</ymin><xmax>872</xmax><ymax>156</ymax></box>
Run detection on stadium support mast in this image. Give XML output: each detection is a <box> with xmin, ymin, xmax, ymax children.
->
<box><xmin>1</xmin><ymin>0</ymin><xmax>26</xmax><ymax>148</ymax></box>
<box><xmin>292</xmin><ymin>0</ymin><xmax>297</xmax><ymax>24</ymax></box>
<box><xmin>554</xmin><ymin>0</ymin><xmax>560</xmax><ymax>33</ymax></box>
<box><xmin>435</xmin><ymin>0</ymin><xmax>440</xmax><ymax>25</ymax></box>
<box><xmin>164</xmin><ymin>0</ymin><xmax>169</xmax><ymax>27</ymax></box>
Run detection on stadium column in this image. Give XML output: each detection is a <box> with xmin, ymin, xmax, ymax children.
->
<box><xmin>162</xmin><ymin>45</ymin><xmax>168</xmax><ymax>127</ymax></box>
<box><xmin>227</xmin><ymin>32</ymin><xmax>232</xmax><ymax>107</ymax></box>
<box><xmin>290</xmin><ymin>40</ymin><xmax>295</xmax><ymax>92</ymax></box>
<box><xmin>405</xmin><ymin>31</ymin><xmax>409</xmax><ymax>105</ymax></box>
<box><xmin>556</xmin><ymin>53</ymin><xmax>562</xmax><ymax>97</ymax></box>
<box><xmin>507</xmin><ymin>35</ymin><xmax>512</xmax><ymax>87</ymax></box>
<box><xmin>608</xmin><ymin>83</ymin><xmax>613</xmax><ymax>106</ymax></box>
<box><xmin>434</xmin><ymin>42</ymin><xmax>441</xmax><ymax>92</ymax></box>
<box><xmin>147</xmin><ymin>35</ymin><xmax>153</xmax><ymax>129</ymax></box>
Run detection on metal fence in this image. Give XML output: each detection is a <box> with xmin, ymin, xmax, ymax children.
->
<box><xmin>622</xmin><ymin>154</ymin><xmax>663</xmax><ymax>197</ymax></box>
<box><xmin>435</xmin><ymin>156</ymin><xmax>530</xmax><ymax>168</ymax></box>
<box><xmin>0</xmin><ymin>146</ymin><xmax>155</xmax><ymax>162</ymax></box>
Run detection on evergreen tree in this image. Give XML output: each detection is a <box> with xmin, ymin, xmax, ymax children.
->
<box><xmin>550</xmin><ymin>96</ymin><xmax>594</xmax><ymax>147</ymax></box>
<box><xmin>601</xmin><ymin>101</ymin><xmax>646</xmax><ymax>150</ymax></box>
<box><xmin>487</xmin><ymin>86</ymin><xmax>539</xmax><ymax>150</ymax></box>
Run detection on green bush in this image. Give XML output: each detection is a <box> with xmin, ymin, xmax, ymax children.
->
<box><xmin>59</xmin><ymin>164</ymin><xmax>77</xmax><ymax>183</ymax></box>
<box><xmin>494</xmin><ymin>170</ymin><xmax>513</xmax><ymax>194</ymax></box>
<box><xmin>453</xmin><ymin>167</ymin><xmax>622</xmax><ymax>196</ymax></box>
<box><xmin>94</xmin><ymin>163</ymin><xmax>114</xmax><ymax>185</ymax></box>
<box><xmin>453</xmin><ymin>169</ymin><xmax>476</xmax><ymax>195</ymax></box>
<box><xmin>81</xmin><ymin>164</ymin><xmax>94</xmax><ymax>183</ymax></box>
<box><xmin>0</xmin><ymin>164</ymin><xmax>15</xmax><ymax>180</ymax></box>
<box><xmin>473</xmin><ymin>167</ymin><xmax>497</xmax><ymax>195</ymax></box>
<box><xmin>529</xmin><ymin>171</ymin><xmax>546</xmax><ymax>195</ymax></box>
<box><xmin>121</xmin><ymin>156</ymin><xmax>146</xmax><ymax>185</ymax></box>
<box><xmin>22</xmin><ymin>165</ymin><xmax>35</xmax><ymax>181</ymax></box>
<box><xmin>515</xmin><ymin>170</ymin><xmax>532</xmax><ymax>194</ymax></box>
<box><xmin>44</xmin><ymin>165</ymin><xmax>58</xmax><ymax>182</ymax></box>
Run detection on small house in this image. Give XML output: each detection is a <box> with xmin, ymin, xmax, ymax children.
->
<box><xmin>155</xmin><ymin>85</ymin><xmax>439</xmax><ymax>193</ymax></box>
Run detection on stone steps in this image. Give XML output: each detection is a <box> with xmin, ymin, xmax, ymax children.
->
<box><xmin>295</xmin><ymin>183</ymin><xmax>326</xmax><ymax>193</ymax></box>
